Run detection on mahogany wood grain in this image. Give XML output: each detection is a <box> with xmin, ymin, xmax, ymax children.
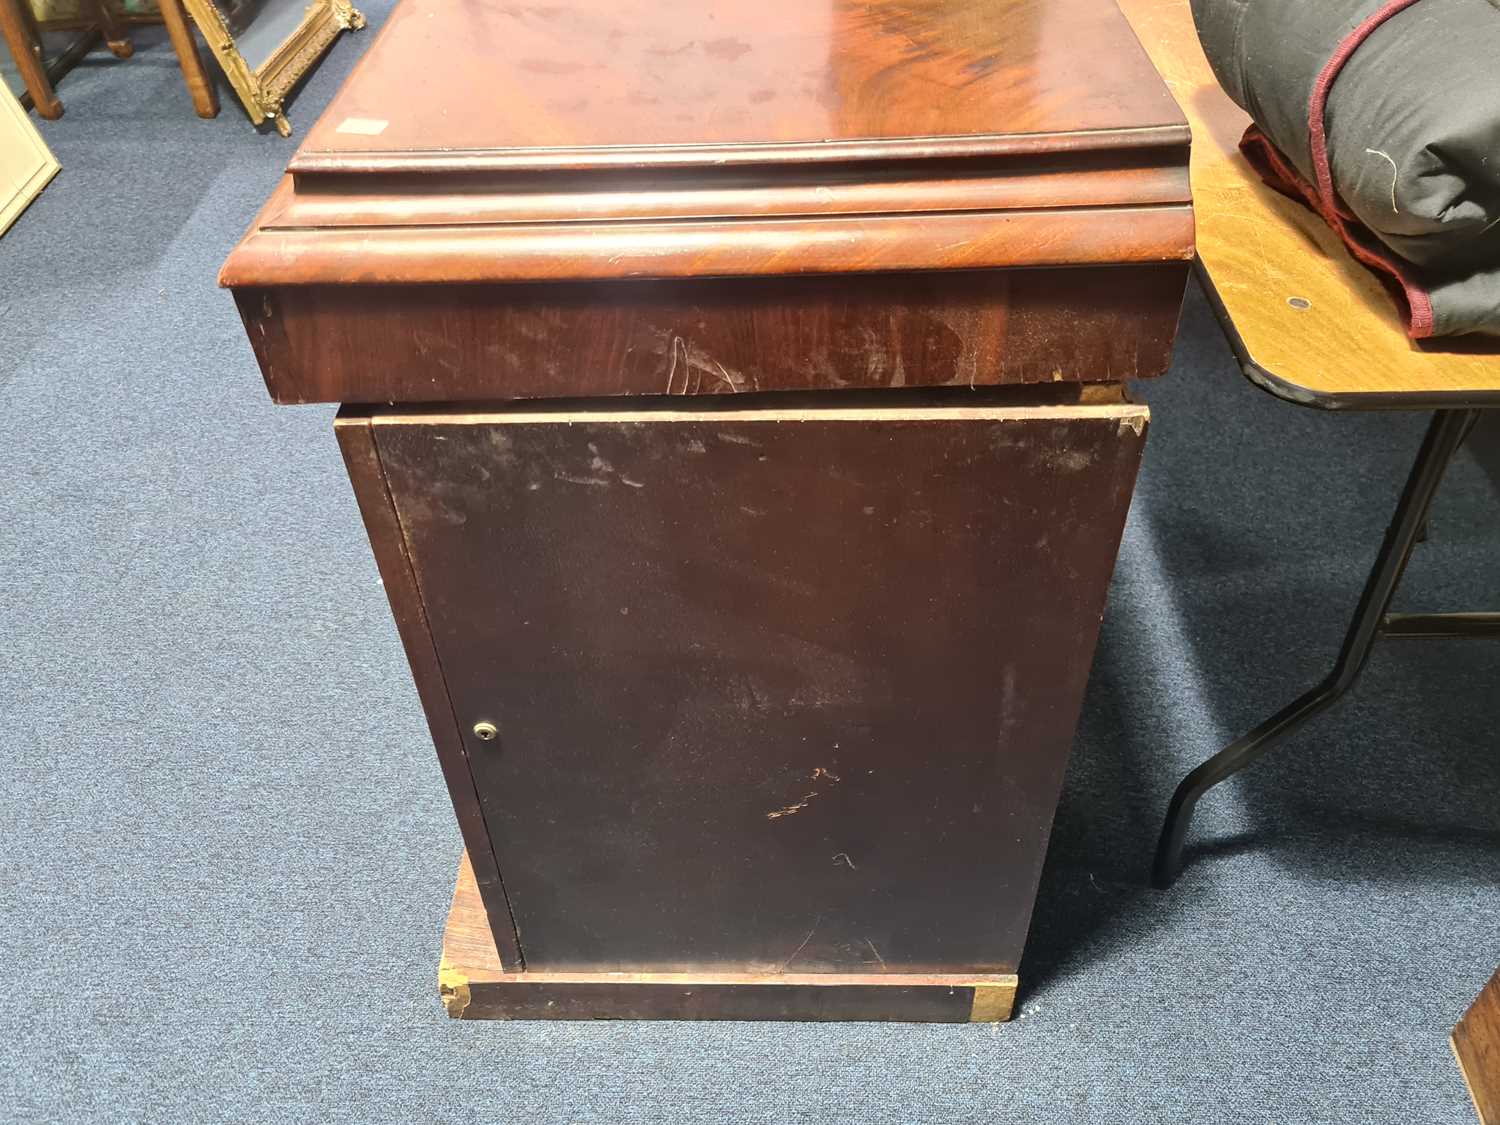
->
<box><xmin>272</xmin><ymin>152</ymin><xmax>1190</xmax><ymax>228</ymax></box>
<box><xmin>375</xmin><ymin>399</ymin><xmax>1147</xmax><ymax>976</ymax></box>
<box><xmin>226</xmin><ymin>148</ymin><xmax>1192</xmax><ymax>288</ymax></box>
<box><xmin>237</xmin><ymin>265</ymin><xmax>1188</xmax><ymax>405</ymax></box>
<box><xmin>440</xmin><ymin>849</ymin><xmax>1018</xmax><ymax>1022</ymax></box>
<box><xmin>224</xmin><ymin>202</ymin><xmax>1192</xmax><ymax>288</ymax></box>
<box><xmin>335</xmin><ymin>411</ymin><xmax>525</xmax><ymax>970</ymax></box>
<box><xmin>295</xmin><ymin>0</ymin><xmax>1186</xmax><ymax>171</ymax></box>
<box><xmin>221</xmin><ymin>0</ymin><xmax>1193</xmax><ymax>294</ymax></box>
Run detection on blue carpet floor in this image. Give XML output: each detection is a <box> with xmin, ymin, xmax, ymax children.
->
<box><xmin>2</xmin><ymin>13</ymin><xmax>1497</xmax><ymax>1123</ymax></box>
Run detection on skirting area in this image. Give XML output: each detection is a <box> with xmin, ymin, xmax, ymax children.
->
<box><xmin>2</xmin><ymin>10</ymin><xmax>1498</xmax><ymax>1122</ymax></box>
<box><xmin>439</xmin><ymin>852</ymin><xmax>1019</xmax><ymax>1024</ymax></box>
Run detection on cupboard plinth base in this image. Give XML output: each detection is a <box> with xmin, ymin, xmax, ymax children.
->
<box><xmin>439</xmin><ymin>851</ymin><xmax>1017</xmax><ymax>1024</ymax></box>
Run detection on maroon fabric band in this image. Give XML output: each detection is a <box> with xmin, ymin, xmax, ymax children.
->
<box><xmin>1307</xmin><ymin>0</ymin><xmax>1425</xmax><ymax>208</ymax></box>
<box><xmin>1305</xmin><ymin>0</ymin><xmax>1434</xmax><ymax>336</ymax></box>
<box><xmin>1237</xmin><ymin>0</ymin><xmax>1435</xmax><ymax>337</ymax></box>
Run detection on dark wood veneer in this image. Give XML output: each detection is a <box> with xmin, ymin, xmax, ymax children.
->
<box><xmin>335</xmin><ymin>412</ymin><xmax>525</xmax><ymax>969</ymax></box>
<box><xmin>239</xmin><ymin>266</ymin><xmax>1187</xmax><ymax>406</ymax></box>
<box><xmin>375</xmin><ymin>402</ymin><xmax>1147</xmax><ymax>976</ymax></box>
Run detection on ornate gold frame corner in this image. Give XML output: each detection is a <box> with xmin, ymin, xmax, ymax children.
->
<box><xmin>182</xmin><ymin>0</ymin><xmax>363</xmax><ymax>136</ymax></box>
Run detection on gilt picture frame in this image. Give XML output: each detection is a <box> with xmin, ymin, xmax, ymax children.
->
<box><xmin>181</xmin><ymin>0</ymin><xmax>362</xmax><ymax>135</ymax></box>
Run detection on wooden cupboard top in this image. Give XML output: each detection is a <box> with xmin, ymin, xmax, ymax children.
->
<box><xmin>292</xmin><ymin>0</ymin><xmax>1187</xmax><ymax>174</ymax></box>
<box><xmin>1116</xmin><ymin>0</ymin><xmax>1500</xmax><ymax>407</ymax></box>
<box><xmin>221</xmin><ymin>0</ymin><xmax>1193</xmax><ymax>289</ymax></box>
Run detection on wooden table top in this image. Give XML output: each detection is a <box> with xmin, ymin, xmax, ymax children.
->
<box><xmin>293</xmin><ymin>0</ymin><xmax>1186</xmax><ymax>174</ymax></box>
<box><xmin>1117</xmin><ymin>0</ymin><xmax>1500</xmax><ymax>409</ymax></box>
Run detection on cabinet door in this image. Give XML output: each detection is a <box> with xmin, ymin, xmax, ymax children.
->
<box><xmin>372</xmin><ymin>401</ymin><xmax>1146</xmax><ymax>975</ymax></box>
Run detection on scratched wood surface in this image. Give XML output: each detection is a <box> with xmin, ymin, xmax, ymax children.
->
<box><xmin>375</xmin><ymin>400</ymin><xmax>1147</xmax><ymax>976</ymax></box>
<box><xmin>1455</xmin><ymin>966</ymin><xmax>1500</xmax><ymax>1125</ymax></box>
<box><xmin>439</xmin><ymin>849</ymin><xmax>1019</xmax><ymax>1021</ymax></box>
<box><xmin>1117</xmin><ymin>0</ymin><xmax>1500</xmax><ymax>406</ymax></box>
<box><xmin>235</xmin><ymin>265</ymin><xmax>1188</xmax><ymax>405</ymax></box>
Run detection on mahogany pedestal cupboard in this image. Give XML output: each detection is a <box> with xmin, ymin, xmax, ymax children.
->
<box><xmin>224</xmin><ymin>0</ymin><xmax>1192</xmax><ymax>1023</ymax></box>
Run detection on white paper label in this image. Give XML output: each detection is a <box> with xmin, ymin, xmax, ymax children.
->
<box><xmin>335</xmin><ymin>117</ymin><xmax>389</xmax><ymax>136</ymax></box>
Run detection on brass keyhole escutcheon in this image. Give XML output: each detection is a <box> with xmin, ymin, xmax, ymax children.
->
<box><xmin>472</xmin><ymin>721</ymin><xmax>498</xmax><ymax>742</ymax></box>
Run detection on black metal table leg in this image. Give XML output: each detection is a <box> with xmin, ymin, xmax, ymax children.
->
<box><xmin>1152</xmin><ymin>408</ymin><xmax>1480</xmax><ymax>888</ymax></box>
